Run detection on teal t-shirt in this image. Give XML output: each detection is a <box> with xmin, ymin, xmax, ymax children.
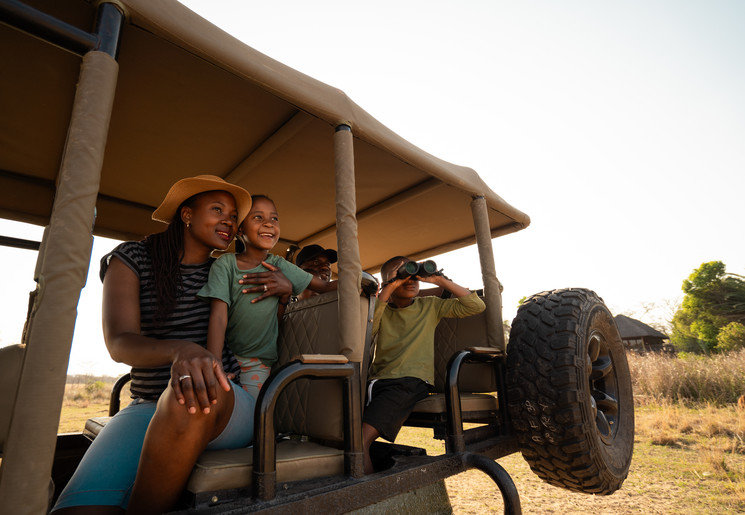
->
<box><xmin>198</xmin><ymin>253</ymin><xmax>312</xmax><ymax>364</ymax></box>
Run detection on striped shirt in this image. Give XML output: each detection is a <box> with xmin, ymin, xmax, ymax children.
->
<box><xmin>100</xmin><ymin>241</ymin><xmax>239</xmax><ymax>400</ymax></box>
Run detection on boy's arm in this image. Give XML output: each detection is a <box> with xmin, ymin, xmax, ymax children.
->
<box><xmin>206</xmin><ymin>298</ymin><xmax>229</xmax><ymax>359</ymax></box>
<box><xmin>377</xmin><ymin>277</ymin><xmax>406</xmax><ymax>303</ymax></box>
<box><xmin>420</xmin><ymin>274</ymin><xmax>472</xmax><ymax>298</ymax></box>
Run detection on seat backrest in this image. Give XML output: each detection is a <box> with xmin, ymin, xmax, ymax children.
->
<box><xmin>432</xmin><ymin>304</ymin><xmax>498</xmax><ymax>393</ymax></box>
<box><xmin>273</xmin><ymin>291</ymin><xmax>372</xmax><ymax>445</ymax></box>
<box><xmin>0</xmin><ymin>344</ymin><xmax>25</xmax><ymax>453</ymax></box>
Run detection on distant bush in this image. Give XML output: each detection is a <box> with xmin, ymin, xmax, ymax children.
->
<box><xmin>628</xmin><ymin>349</ymin><xmax>745</xmax><ymax>405</ymax></box>
<box><xmin>717</xmin><ymin>322</ymin><xmax>745</xmax><ymax>352</ymax></box>
<box><xmin>64</xmin><ymin>379</ymin><xmax>114</xmax><ymax>405</ymax></box>
<box><xmin>85</xmin><ymin>380</ymin><xmax>106</xmax><ymax>394</ymax></box>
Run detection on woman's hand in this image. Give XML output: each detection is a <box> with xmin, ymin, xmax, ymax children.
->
<box><xmin>170</xmin><ymin>343</ymin><xmax>232</xmax><ymax>415</ymax></box>
<box><xmin>239</xmin><ymin>261</ymin><xmax>292</xmax><ymax>303</ymax></box>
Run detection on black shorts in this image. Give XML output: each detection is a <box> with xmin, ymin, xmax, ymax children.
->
<box><xmin>362</xmin><ymin>377</ymin><xmax>431</xmax><ymax>442</ymax></box>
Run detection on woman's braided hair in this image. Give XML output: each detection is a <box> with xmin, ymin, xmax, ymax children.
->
<box><xmin>144</xmin><ymin>193</ymin><xmax>202</xmax><ymax>324</ymax></box>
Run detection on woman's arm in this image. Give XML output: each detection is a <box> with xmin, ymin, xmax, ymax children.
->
<box><xmin>308</xmin><ymin>276</ymin><xmax>338</xmax><ymax>293</ymax></box>
<box><xmin>102</xmin><ymin>257</ymin><xmax>231</xmax><ymax>414</ymax></box>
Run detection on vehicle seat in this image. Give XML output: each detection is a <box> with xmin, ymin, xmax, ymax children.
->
<box><xmin>405</xmin><ymin>305</ymin><xmax>503</xmax><ymax>451</ymax></box>
<box><xmin>185</xmin><ymin>287</ymin><xmax>374</xmax><ymax>505</ymax></box>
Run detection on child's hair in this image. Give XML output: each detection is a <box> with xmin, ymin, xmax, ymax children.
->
<box><xmin>250</xmin><ymin>193</ymin><xmax>274</xmax><ymax>206</ymax></box>
<box><xmin>381</xmin><ymin>256</ymin><xmax>410</xmax><ymax>282</ymax></box>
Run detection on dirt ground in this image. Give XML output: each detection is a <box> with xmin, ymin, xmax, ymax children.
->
<box><xmin>394</xmin><ymin>403</ymin><xmax>745</xmax><ymax>515</ymax></box>
<box><xmin>444</xmin><ymin>436</ymin><xmax>744</xmax><ymax>515</ymax></box>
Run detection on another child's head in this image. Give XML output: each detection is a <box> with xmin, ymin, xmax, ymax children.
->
<box><xmin>381</xmin><ymin>255</ymin><xmax>420</xmax><ymax>298</ymax></box>
<box><xmin>237</xmin><ymin>194</ymin><xmax>279</xmax><ymax>252</ymax></box>
<box><xmin>381</xmin><ymin>256</ymin><xmax>408</xmax><ymax>282</ymax></box>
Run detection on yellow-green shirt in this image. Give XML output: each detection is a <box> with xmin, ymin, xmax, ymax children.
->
<box><xmin>369</xmin><ymin>292</ymin><xmax>485</xmax><ymax>384</ymax></box>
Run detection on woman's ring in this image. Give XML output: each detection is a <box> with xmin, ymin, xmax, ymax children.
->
<box><xmin>178</xmin><ymin>374</ymin><xmax>191</xmax><ymax>382</ymax></box>
<box><xmin>263</xmin><ymin>284</ymin><xmax>268</xmax><ymax>292</ymax></box>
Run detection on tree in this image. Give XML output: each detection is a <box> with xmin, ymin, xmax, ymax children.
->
<box><xmin>716</xmin><ymin>322</ymin><xmax>745</xmax><ymax>352</ymax></box>
<box><xmin>670</xmin><ymin>308</ymin><xmax>705</xmax><ymax>353</ymax></box>
<box><xmin>671</xmin><ymin>261</ymin><xmax>745</xmax><ymax>353</ymax></box>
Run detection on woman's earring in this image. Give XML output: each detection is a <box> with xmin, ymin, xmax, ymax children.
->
<box><xmin>186</xmin><ymin>221</ymin><xmax>191</xmax><ymax>228</ymax></box>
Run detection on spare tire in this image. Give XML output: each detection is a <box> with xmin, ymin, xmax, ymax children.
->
<box><xmin>505</xmin><ymin>288</ymin><xmax>634</xmax><ymax>494</ymax></box>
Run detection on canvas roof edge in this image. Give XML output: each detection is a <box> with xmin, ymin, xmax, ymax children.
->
<box><xmin>614</xmin><ymin>314</ymin><xmax>669</xmax><ymax>340</ymax></box>
<box><xmin>121</xmin><ymin>0</ymin><xmax>530</xmax><ymax>235</ymax></box>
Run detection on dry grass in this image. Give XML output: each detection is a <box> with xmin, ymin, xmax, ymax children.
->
<box><xmin>58</xmin><ymin>380</ymin><xmax>128</xmax><ymax>433</ymax></box>
<box><xmin>628</xmin><ymin>349</ymin><xmax>745</xmax><ymax>405</ymax></box>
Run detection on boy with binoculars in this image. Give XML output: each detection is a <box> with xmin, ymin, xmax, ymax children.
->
<box><xmin>362</xmin><ymin>256</ymin><xmax>485</xmax><ymax>474</ymax></box>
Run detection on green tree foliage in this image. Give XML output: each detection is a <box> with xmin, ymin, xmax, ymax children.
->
<box><xmin>716</xmin><ymin>322</ymin><xmax>745</xmax><ymax>352</ymax></box>
<box><xmin>671</xmin><ymin>261</ymin><xmax>745</xmax><ymax>353</ymax></box>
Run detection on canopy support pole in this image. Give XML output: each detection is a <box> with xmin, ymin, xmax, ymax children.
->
<box><xmin>333</xmin><ymin>123</ymin><xmax>364</xmax><ymax>478</ymax></box>
<box><xmin>0</xmin><ymin>4</ymin><xmax>123</xmax><ymax>511</ymax></box>
<box><xmin>471</xmin><ymin>195</ymin><xmax>506</xmax><ymax>351</ymax></box>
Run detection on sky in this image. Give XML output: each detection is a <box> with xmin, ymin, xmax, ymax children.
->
<box><xmin>1</xmin><ymin>0</ymin><xmax>744</xmax><ymax>376</ymax></box>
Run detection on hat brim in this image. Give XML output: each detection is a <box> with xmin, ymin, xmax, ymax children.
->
<box><xmin>152</xmin><ymin>175</ymin><xmax>252</xmax><ymax>225</ymax></box>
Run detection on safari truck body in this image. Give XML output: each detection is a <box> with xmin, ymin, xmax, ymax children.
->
<box><xmin>0</xmin><ymin>0</ymin><xmax>635</xmax><ymax>513</ymax></box>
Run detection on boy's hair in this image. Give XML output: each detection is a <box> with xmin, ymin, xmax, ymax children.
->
<box><xmin>381</xmin><ymin>256</ymin><xmax>410</xmax><ymax>282</ymax></box>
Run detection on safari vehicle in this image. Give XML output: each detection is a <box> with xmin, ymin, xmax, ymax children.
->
<box><xmin>0</xmin><ymin>0</ymin><xmax>634</xmax><ymax>513</ymax></box>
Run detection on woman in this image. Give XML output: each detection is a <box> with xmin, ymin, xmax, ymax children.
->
<box><xmin>53</xmin><ymin>175</ymin><xmax>290</xmax><ymax>514</ymax></box>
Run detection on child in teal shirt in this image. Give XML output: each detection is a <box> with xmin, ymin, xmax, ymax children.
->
<box><xmin>199</xmin><ymin>195</ymin><xmax>336</xmax><ymax>398</ymax></box>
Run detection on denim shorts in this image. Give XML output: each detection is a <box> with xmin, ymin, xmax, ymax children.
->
<box><xmin>52</xmin><ymin>381</ymin><xmax>255</xmax><ymax>510</ymax></box>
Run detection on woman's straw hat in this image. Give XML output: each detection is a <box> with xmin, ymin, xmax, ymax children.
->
<box><xmin>152</xmin><ymin>175</ymin><xmax>252</xmax><ymax>225</ymax></box>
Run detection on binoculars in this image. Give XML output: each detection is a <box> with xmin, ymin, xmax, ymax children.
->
<box><xmin>395</xmin><ymin>260</ymin><xmax>439</xmax><ymax>280</ymax></box>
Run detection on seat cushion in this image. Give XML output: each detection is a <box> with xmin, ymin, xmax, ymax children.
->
<box><xmin>83</xmin><ymin>416</ymin><xmax>110</xmax><ymax>439</ymax></box>
<box><xmin>411</xmin><ymin>393</ymin><xmax>498</xmax><ymax>414</ymax></box>
<box><xmin>186</xmin><ymin>439</ymin><xmax>344</xmax><ymax>493</ymax></box>
<box><xmin>83</xmin><ymin>417</ymin><xmax>344</xmax><ymax>493</ymax></box>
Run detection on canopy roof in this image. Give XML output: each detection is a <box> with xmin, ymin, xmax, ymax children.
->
<box><xmin>614</xmin><ymin>315</ymin><xmax>668</xmax><ymax>340</ymax></box>
<box><xmin>0</xmin><ymin>0</ymin><xmax>529</xmax><ymax>272</ymax></box>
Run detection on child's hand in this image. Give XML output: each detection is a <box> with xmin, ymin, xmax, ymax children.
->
<box><xmin>381</xmin><ymin>261</ymin><xmax>408</xmax><ymax>289</ymax></box>
<box><xmin>417</xmin><ymin>273</ymin><xmax>444</xmax><ymax>286</ymax></box>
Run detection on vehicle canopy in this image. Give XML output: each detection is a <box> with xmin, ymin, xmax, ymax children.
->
<box><xmin>0</xmin><ymin>0</ymin><xmax>529</xmax><ymax>511</ymax></box>
<box><xmin>1</xmin><ymin>0</ymin><xmax>529</xmax><ymax>265</ymax></box>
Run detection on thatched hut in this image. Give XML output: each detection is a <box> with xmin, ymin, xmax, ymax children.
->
<box><xmin>614</xmin><ymin>315</ymin><xmax>672</xmax><ymax>354</ymax></box>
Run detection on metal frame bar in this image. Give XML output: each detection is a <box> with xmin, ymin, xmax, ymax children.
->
<box><xmin>0</xmin><ymin>235</ymin><xmax>41</xmax><ymax>250</ymax></box>
<box><xmin>251</xmin><ymin>360</ymin><xmax>360</xmax><ymax>501</ymax></box>
<box><xmin>0</xmin><ymin>0</ymin><xmax>124</xmax><ymax>57</ymax></box>
<box><xmin>443</xmin><ymin>349</ymin><xmax>506</xmax><ymax>453</ymax></box>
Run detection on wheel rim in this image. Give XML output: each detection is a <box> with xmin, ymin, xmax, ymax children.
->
<box><xmin>586</xmin><ymin>329</ymin><xmax>620</xmax><ymax>444</ymax></box>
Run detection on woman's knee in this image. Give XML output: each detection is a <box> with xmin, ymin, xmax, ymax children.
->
<box><xmin>155</xmin><ymin>384</ymin><xmax>233</xmax><ymax>436</ymax></box>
